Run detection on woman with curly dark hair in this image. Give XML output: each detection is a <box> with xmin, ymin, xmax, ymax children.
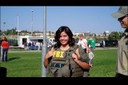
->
<box><xmin>44</xmin><ymin>26</ymin><xmax>91</xmax><ymax>77</ymax></box>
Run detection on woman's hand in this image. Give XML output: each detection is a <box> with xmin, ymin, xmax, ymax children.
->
<box><xmin>72</xmin><ymin>53</ymin><xmax>79</xmax><ymax>61</ymax></box>
<box><xmin>44</xmin><ymin>47</ymin><xmax>54</xmax><ymax>68</ymax></box>
<box><xmin>45</xmin><ymin>47</ymin><xmax>54</xmax><ymax>59</ymax></box>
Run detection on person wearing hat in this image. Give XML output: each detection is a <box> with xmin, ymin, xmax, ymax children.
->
<box><xmin>112</xmin><ymin>6</ymin><xmax>128</xmax><ymax>77</ymax></box>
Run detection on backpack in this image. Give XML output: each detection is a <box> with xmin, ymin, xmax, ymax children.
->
<box><xmin>47</xmin><ymin>44</ymin><xmax>88</xmax><ymax>77</ymax></box>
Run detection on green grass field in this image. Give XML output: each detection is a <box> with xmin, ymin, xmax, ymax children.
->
<box><xmin>89</xmin><ymin>49</ymin><xmax>116</xmax><ymax>77</ymax></box>
<box><xmin>0</xmin><ymin>48</ymin><xmax>117</xmax><ymax>77</ymax></box>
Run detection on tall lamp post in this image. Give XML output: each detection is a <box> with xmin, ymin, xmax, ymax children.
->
<box><xmin>31</xmin><ymin>10</ymin><xmax>34</xmax><ymax>36</ymax></box>
<box><xmin>42</xmin><ymin>6</ymin><xmax>47</xmax><ymax>77</ymax></box>
<box><xmin>17</xmin><ymin>14</ymin><xmax>19</xmax><ymax>37</ymax></box>
<box><xmin>2</xmin><ymin>22</ymin><xmax>6</xmax><ymax>36</ymax></box>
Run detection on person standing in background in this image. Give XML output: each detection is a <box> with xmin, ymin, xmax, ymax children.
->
<box><xmin>77</xmin><ymin>34</ymin><xmax>95</xmax><ymax>76</ymax></box>
<box><xmin>102</xmin><ymin>40</ymin><xmax>106</xmax><ymax>48</ymax></box>
<box><xmin>112</xmin><ymin>6</ymin><xmax>128</xmax><ymax>77</ymax></box>
<box><xmin>1</xmin><ymin>35</ymin><xmax>5</xmax><ymax>61</ymax></box>
<box><xmin>77</xmin><ymin>34</ymin><xmax>90</xmax><ymax>53</ymax></box>
<box><xmin>1</xmin><ymin>36</ymin><xmax>9</xmax><ymax>62</ymax></box>
<box><xmin>87</xmin><ymin>35</ymin><xmax>96</xmax><ymax>51</ymax></box>
<box><xmin>35</xmin><ymin>41</ymin><xmax>41</xmax><ymax>51</ymax></box>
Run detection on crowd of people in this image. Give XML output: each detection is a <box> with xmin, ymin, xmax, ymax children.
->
<box><xmin>23</xmin><ymin>41</ymin><xmax>42</xmax><ymax>51</ymax></box>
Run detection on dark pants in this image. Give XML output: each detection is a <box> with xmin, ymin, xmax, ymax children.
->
<box><xmin>115</xmin><ymin>73</ymin><xmax>128</xmax><ymax>78</ymax></box>
<box><xmin>2</xmin><ymin>48</ymin><xmax>8</xmax><ymax>62</ymax></box>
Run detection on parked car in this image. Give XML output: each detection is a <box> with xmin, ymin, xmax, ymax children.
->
<box><xmin>95</xmin><ymin>40</ymin><xmax>102</xmax><ymax>47</ymax></box>
<box><xmin>105</xmin><ymin>39</ymin><xmax>118</xmax><ymax>47</ymax></box>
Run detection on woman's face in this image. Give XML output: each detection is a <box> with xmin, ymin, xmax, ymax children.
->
<box><xmin>59</xmin><ymin>31</ymin><xmax>69</xmax><ymax>46</ymax></box>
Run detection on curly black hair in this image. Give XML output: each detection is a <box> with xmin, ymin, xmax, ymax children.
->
<box><xmin>54</xmin><ymin>26</ymin><xmax>75</xmax><ymax>48</ymax></box>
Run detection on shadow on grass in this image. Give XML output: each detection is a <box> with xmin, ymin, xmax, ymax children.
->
<box><xmin>8</xmin><ymin>57</ymin><xmax>20</xmax><ymax>62</ymax></box>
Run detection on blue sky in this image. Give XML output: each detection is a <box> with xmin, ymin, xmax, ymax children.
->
<box><xmin>1</xmin><ymin>6</ymin><xmax>124</xmax><ymax>34</ymax></box>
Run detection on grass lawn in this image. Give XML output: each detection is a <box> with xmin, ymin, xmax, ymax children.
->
<box><xmin>0</xmin><ymin>48</ymin><xmax>117</xmax><ymax>77</ymax></box>
<box><xmin>89</xmin><ymin>49</ymin><xmax>116</xmax><ymax>77</ymax></box>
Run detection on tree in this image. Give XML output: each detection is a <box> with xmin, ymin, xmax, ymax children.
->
<box><xmin>0</xmin><ymin>30</ymin><xmax>2</xmax><ymax>36</ymax></box>
<box><xmin>108</xmin><ymin>31</ymin><xmax>122</xmax><ymax>40</ymax></box>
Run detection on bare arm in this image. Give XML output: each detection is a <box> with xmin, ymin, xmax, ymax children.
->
<box><xmin>85</xmin><ymin>42</ymin><xmax>90</xmax><ymax>53</ymax></box>
<box><xmin>44</xmin><ymin>47</ymin><xmax>54</xmax><ymax>68</ymax></box>
<box><xmin>74</xmin><ymin>59</ymin><xmax>90</xmax><ymax>69</ymax></box>
<box><xmin>72</xmin><ymin>48</ymin><xmax>91</xmax><ymax>70</ymax></box>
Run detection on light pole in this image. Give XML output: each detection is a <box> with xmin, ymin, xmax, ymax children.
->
<box><xmin>3</xmin><ymin>22</ymin><xmax>6</xmax><ymax>32</ymax></box>
<box><xmin>2</xmin><ymin>22</ymin><xmax>6</xmax><ymax>36</ymax></box>
<box><xmin>42</xmin><ymin>6</ymin><xmax>47</xmax><ymax>77</ymax></box>
<box><xmin>31</xmin><ymin>10</ymin><xmax>34</xmax><ymax>36</ymax></box>
<box><xmin>17</xmin><ymin>15</ymin><xmax>19</xmax><ymax>37</ymax></box>
<box><xmin>17</xmin><ymin>15</ymin><xmax>19</xmax><ymax>31</ymax></box>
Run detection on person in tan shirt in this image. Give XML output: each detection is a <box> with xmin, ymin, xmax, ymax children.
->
<box><xmin>112</xmin><ymin>6</ymin><xmax>128</xmax><ymax>77</ymax></box>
